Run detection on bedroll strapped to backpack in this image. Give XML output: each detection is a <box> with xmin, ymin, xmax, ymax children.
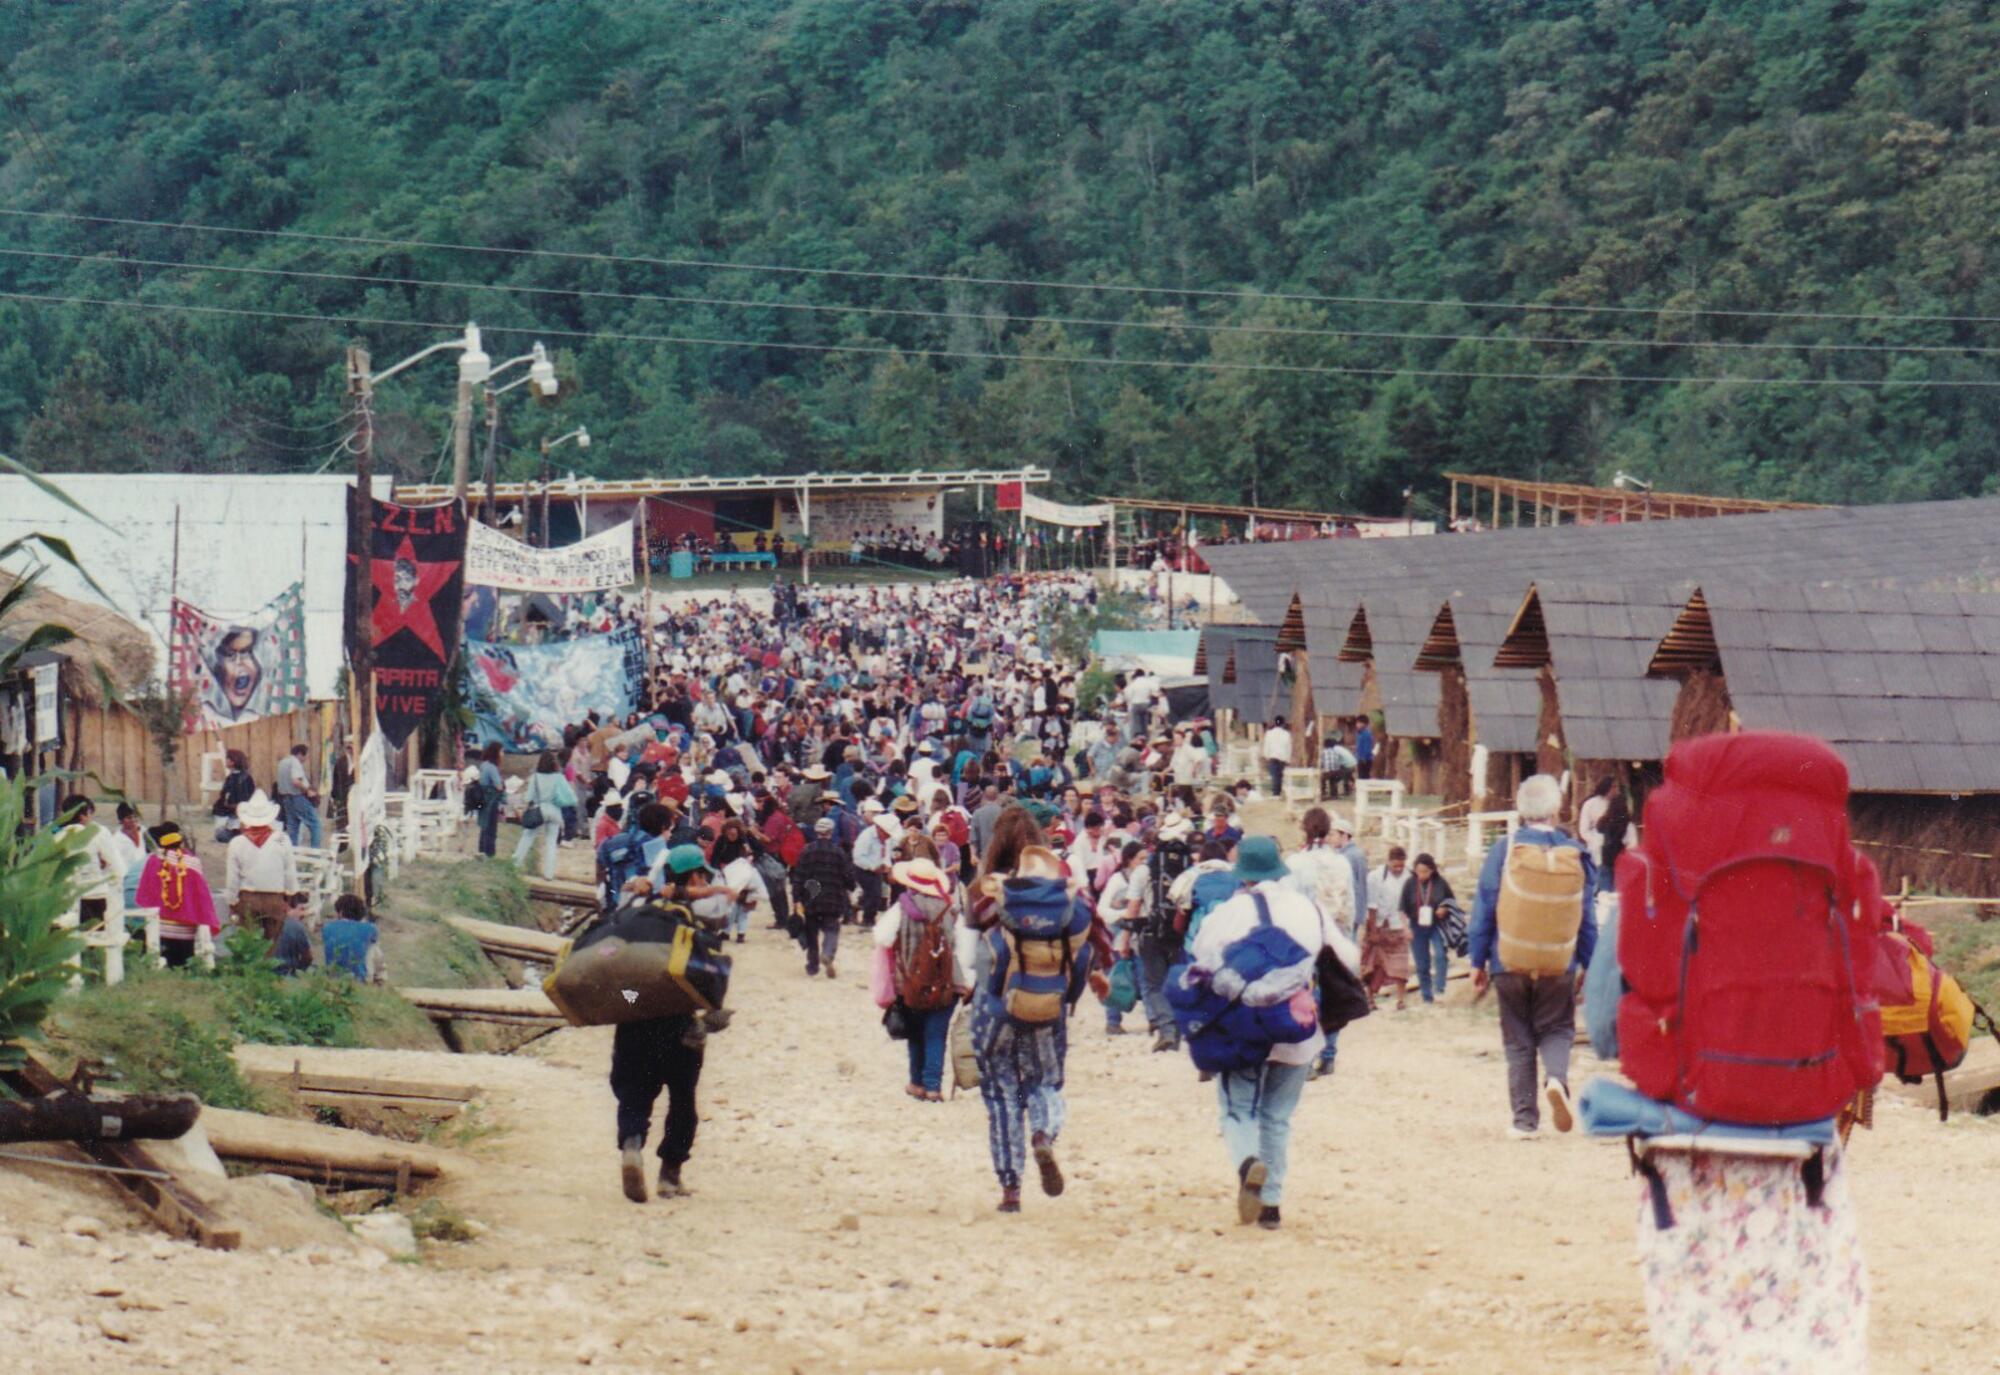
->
<box><xmin>898</xmin><ymin>900</ymin><xmax>958</xmax><ymax>1012</ymax></box>
<box><xmin>1148</xmin><ymin>838</ymin><xmax>1196</xmax><ymax>939</ymax></box>
<box><xmin>1617</xmin><ymin>732</ymin><xmax>1883</xmax><ymax>1127</ymax></box>
<box><xmin>1166</xmin><ymin>891</ymin><xmax>1318</xmax><ymax>1074</ymax></box>
<box><xmin>1496</xmin><ymin>840</ymin><xmax>1587</xmax><ymax>975</ymax></box>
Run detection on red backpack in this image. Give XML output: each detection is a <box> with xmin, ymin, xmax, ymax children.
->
<box><xmin>1617</xmin><ymin>733</ymin><xmax>1883</xmax><ymax>1126</ymax></box>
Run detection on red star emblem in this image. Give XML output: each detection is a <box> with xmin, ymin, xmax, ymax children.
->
<box><xmin>371</xmin><ymin>536</ymin><xmax>456</xmax><ymax>659</ymax></box>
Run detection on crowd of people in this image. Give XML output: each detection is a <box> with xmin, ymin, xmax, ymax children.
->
<box><xmin>29</xmin><ymin>560</ymin><xmax>1902</xmax><ymax>1372</ymax></box>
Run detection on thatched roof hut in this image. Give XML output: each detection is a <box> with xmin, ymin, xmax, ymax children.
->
<box><xmin>0</xmin><ymin>574</ymin><xmax>155</xmax><ymax>706</ymax></box>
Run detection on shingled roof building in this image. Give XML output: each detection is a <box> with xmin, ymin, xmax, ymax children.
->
<box><xmin>1195</xmin><ymin>497</ymin><xmax>2000</xmax><ymax>888</ymax></box>
<box><xmin>1646</xmin><ymin>581</ymin><xmax>2000</xmax><ymax>892</ymax></box>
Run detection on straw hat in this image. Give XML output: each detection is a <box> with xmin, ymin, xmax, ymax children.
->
<box><xmin>890</xmin><ymin>857</ymin><xmax>951</xmax><ymax>900</ymax></box>
<box><xmin>600</xmin><ymin>789</ymin><xmax>624</xmax><ymax>809</ymax></box>
<box><xmin>235</xmin><ymin>789</ymin><xmax>282</xmax><ymax>828</ymax></box>
<box><xmin>802</xmin><ymin>765</ymin><xmax>832</xmax><ymax>782</ymax></box>
<box><xmin>872</xmin><ymin>813</ymin><xmax>899</xmax><ymax>838</ymax></box>
<box><xmin>1157</xmin><ymin>813</ymin><xmax>1195</xmax><ymax>843</ymax></box>
<box><xmin>1013</xmin><ymin>845</ymin><xmax>1067</xmax><ymax>882</ymax></box>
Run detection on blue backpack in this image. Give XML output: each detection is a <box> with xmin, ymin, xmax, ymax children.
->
<box><xmin>1187</xmin><ymin>869</ymin><xmax>1240</xmax><ymax>943</ymax></box>
<box><xmin>1166</xmin><ymin>891</ymin><xmax>1319</xmax><ymax>1073</ymax></box>
<box><xmin>598</xmin><ymin>831</ymin><xmax>650</xmax><ymax>906</ymax></box>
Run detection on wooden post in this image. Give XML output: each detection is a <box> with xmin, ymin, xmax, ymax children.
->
<box><xmin>346</xmin><ymin>346</ymin><xmax>375</xmax><ymax>753</ymax></box>
<box><xmin>1492</xmin><ymin>484</ymin><xmax>1501</xmax><ymax>530</ymax></box>
<box><xmin>1449</xmin><ymin>480</ymin><xmax>1458</xmax><ymax>530</ymax></box>
<box><xmin>637</xmin><ymin>496</ymin><xmax>654</xmax><ymax>688</ymax></box>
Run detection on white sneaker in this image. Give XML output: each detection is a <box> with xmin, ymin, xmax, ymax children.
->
<box><xmin>1546</xmin><ymin>1079</ymin><xmax>1574</xmax><ymax>1134</ymax></box>
<box><xmin>1506</xmin><ymin>1125</ymin><xmax>1539</xmax><ymax>1141</ymax></box>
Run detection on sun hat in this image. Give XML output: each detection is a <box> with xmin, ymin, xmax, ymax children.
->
<box><xmin>890</xmin><ymin>857</ymin><xmax>952</xmax><ymax>900</ymax></box>
<box><xmin>891</xmin><ymin>794</ymin><xmax>919</xmax><ymax>815</ymax></box>
<box><xmin>1231</xmin><ymin>835</ymin><xmax>1289</xmax><ymax>885</ymax></box>
<box><xmin>814</xmin><ymin>817</ymin><xmax>837</xmax><ymax>835</ymax></box>
<box><xmin>1013</xmin><ymin>845</ymin><xmax>1068</xmax><ymax>882</ymax></box>
<box><xmin>859</xmin><ymin>798</ymin><xmax>885</xmax><ymax>816</ymax></box>
<box><xmin>600</xmin><ymin>789</ymin><xmax>624</xmax><ymax>809</ymax></box>
<box><xmin>235</xmin><ymin>789</ymin><xmax>282</xmax><ymax>828</ymax></box>
<box><xmin>873</xmin><ymin>813</ymin><xmax>899</xmax><ymax>837</ymax></box>
<box><xmin>1157</xmin><ymin>813</ymin><xmax>1195</xmax><ymax>843</ymax></box>
<box><xmin>666</xmin><ymin>844</ymin><xmax>710</xmax><ymax>876</ymax></box>
<box><xmin>1328</xmin><ymin>812</ymin><xmax>1356</xmax><ymax>837</ymax></box>
<box><xmin>802</xmin><ymin>765</ymin><xmax>832</xmax><ymax>781</ymax></box>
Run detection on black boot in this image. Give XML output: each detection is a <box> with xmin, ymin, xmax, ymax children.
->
<box><xmin>658</xmin><ymin>1160</ymin><xmax>685</xmax><ymax>1197</ymax></box>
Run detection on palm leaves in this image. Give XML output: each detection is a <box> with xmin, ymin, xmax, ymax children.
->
<box><xmin>0</xmin><ymin>454</ymin><xmax>104</xmax><ymax>1064</ymax></box>
<box><xmin>0</xmin><ymin>778</ymin><xmax>87</xmax><ymax>1069</ymax></box>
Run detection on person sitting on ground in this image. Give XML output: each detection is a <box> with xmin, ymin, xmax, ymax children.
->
<box><xmin>321</xmin><ymin>893</ymin><xmax>383</xmax><ymax>983</ymax></box>
<box><xmin>272</xmin><ymin>892</ymin><xmax>315</xmax><ymax>977</ymax></box>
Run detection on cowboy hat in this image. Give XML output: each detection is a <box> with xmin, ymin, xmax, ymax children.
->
<box><xmin>600</xmin><ymin>789</ymin><xmax>624</xmax><ymax>809</ymax></box>
<box><xmin>890</xmin><ymin>857</ymin><xmax>952</xmax><ymax>900</ymax></box>
<box><xmin>802</xmin><ymin>765</ymin><xmax>832</xmax><ymax>781</ymax></box>
<box><xmin>235</xmin><ymin>789</ymin><xmax>282</xmax><ymax>828</ymax></box>
<box><xmin>1013</xmin><ymin>845</ymin><xmax>1067</xmax><ymax>882</ymax></box>
<box><xmin>891</xmin><ymin>794</ymin><xmax>920</xmax><ymax>814</ymax></box>
<box><xmin>872</xmin><ymin>813</ymin><xmax>900</xmax><ymax>837</ymax></box>
<box><xmin>859</xmin><ymin>797</ymin><xmax>885</xmax><ymax>816</ymax></box>
<box><xmin>1157</xmin><ymin>814</ymin><xmax>1195</xmax><ymax>843</ymax></box>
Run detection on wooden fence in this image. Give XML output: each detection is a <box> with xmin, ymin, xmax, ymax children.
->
<box><xmin>71</xmin><ymin>703</ymin><xmax>337</xmax><ymax>814</ymax></box>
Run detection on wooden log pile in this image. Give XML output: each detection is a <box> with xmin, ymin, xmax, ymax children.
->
<box><xmin>0</xmin><ymin>1091</ymin><xmax>200</xmax><ymax>1143</ymax></box>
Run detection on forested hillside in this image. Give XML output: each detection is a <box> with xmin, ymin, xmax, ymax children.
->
<box><xmin>3</xmin><ymin>0</ymin><xmax>1999</xmax><ymax>512</ymax></box>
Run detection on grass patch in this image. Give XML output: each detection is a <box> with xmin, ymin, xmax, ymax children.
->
<box><xmin>1926</xmin><ymin>907</ymin><xmax>2000</xmax><ymax>1013</ymax></box>
<box><xmin>406</xmin><ymin>1198</ymin><xmax>481</xmax><ymax>1243</ymax></box>
<box><xmin>372</xmin><ymin>859</ymin><xmax>525</xmax><ymax>990</ymax></box>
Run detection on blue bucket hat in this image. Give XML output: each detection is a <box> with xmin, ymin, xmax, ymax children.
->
<box><xmin>1230</xmin><ymin>835</ymin><xmax>1288</xmax><ymax>885</ymax></box>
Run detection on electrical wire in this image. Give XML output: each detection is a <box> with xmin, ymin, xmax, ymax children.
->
<box><xmin>5</xmin><ymin>205</ymin><xmax>1998</xmax><ymax>327</ymax></box>
<box><xmin>4</xmin><ymin>286</ymin><xmax>1998</xmax><ymax>388</ymax></box>
<box><xmin>2</xmin><ymin>244</ymin><xmax>1990</xmax><ymax>358</ymax></box>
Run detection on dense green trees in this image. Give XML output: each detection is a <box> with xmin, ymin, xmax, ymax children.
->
<box><xmin>5</xmin><ymin>1</ymin><xmax>2000</xmax><ymax>514</ymax></box>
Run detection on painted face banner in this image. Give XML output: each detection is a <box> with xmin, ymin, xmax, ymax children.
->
<box><xmin>350</xmin><ymin>496</ymin><xmax>468</xmax><ymax>749</ymax></box>
<box><xmin>170</xmin><ymin>583</ymin><xmax>308</xmax><ymax>732</ymax></box>
<box><xmin>461</xmin><ymin>627</ymin><xmax>639</xmax><ymax>754</ymax></box>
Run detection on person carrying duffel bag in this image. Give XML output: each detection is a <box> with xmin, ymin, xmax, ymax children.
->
<box><xmin>547</xmin><ymin>847</ymin><xmax>738</xmax><ymax>1207</ymax></box>
<box><xmin>1168</xmin><ymin>834</ymin><xmax>1351</xmax><ymax>1233</ymax></box>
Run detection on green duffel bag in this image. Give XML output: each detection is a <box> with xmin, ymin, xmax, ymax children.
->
<box><xmin>543</xmin><ymin>903</ymin><xmax>732</xmax><ymax>1026</ymax></box>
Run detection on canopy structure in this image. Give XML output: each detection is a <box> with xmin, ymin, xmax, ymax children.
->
<box><xmin>1444</xmin><ymin>472</ymin><xmax>1826</xmax><ymax>529</ymax></box>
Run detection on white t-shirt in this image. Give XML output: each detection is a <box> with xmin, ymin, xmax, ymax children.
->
<box><xmin>1263</xmin><ymin>727</ymin><xmax>1293</xmax><ymax>764</ymax></box>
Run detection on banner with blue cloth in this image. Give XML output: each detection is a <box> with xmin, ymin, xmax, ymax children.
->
<box><xmin>462</xmin><ymin>627</ymin><xmax>640</xmax><ymax>754</ymax></box>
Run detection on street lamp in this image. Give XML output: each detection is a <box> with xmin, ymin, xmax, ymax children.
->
<box><xmin>342</xmin><ymin>322</ymin><xmax>489</xmax><ymax>751</ymax></box>
<box><xmin>1611</xmin><ymin>470</ymin><xmax>1654</xmax><ymax>519</ymax></box>
<box><xmin>535</xmin><ymin>427</ymin><xmax>591</xmax><ymax>547</ymax></box>
<box><xmin>478</xmin><ymin>343</ymin><xmax>561</xmax><ymax>526</ymax></box>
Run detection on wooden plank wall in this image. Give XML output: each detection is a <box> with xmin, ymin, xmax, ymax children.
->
<box><xmin>73</xmin><ymin>704</ymin><xmax>335</xmax><ymax>813</ymax></box>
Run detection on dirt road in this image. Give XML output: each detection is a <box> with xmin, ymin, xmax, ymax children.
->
<box><xmin>4</xmin><ymin>911</ymin><xmax>1999</xmax><ymax>1371</ymax></box>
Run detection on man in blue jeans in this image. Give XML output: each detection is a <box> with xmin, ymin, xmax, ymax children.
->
<box><xmin>275</xmin><ymin>744</ymin><xmax>323</xmax><ymax>849</ymax></box>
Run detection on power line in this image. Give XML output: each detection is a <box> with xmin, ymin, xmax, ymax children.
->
<box><xmin>4</xmin><ymin>286</ymin><xmax>1999</xmax><ymax>388</ymax></box>
<box><xmin>6</xmin><ymin>205</ymin><xmax>1999</xmax><ymax>328</ymax></box>
<box><xmin>4</xmin><ymin>244</ymin><xmax>1993</xmax><ymax>359</ymax></box>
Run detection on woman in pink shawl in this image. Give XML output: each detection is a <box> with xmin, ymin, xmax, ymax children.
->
<box><xmin>133</xmin><ymin>823</ymin><xmax>218</xmax><ymax>968</ymax></box>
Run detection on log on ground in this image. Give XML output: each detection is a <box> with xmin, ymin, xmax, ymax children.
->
<box><xmin>445</xmin><ymin>915</ymin><xmax>566</xmax><ymax>960</ymax></box>
<box><xmin>200</xmin><ymin>1107</ymin><xmax>449</xmax><ymax>1186</ymax></box>
<box><xmin>0</xmin><ymin>1091</ymin><xmax>201</xmax><ymax>1144</ymax></box>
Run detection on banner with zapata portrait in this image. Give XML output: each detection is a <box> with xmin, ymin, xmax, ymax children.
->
<box><xmin>460</xmin><ymin>627</ymin><xmax>640</xmax><ymax>754</ymax></box>
<box><xmin>348</xmin><ymin>496</ymin><xmax>468</xmax><ymax>750</ymax></box>
<box><xmin>169</xmin><ymin>584</ymin><xmax>309</xmax><ymax>732</ymax></box>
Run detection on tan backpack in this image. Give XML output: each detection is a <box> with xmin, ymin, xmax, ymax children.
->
<box><xmin>1496</xmin><ymin>840</ymin><xmax>1586</xmax><ymax>975</ymax></box>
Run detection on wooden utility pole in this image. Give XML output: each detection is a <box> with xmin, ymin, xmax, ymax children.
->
<box><xmin>346</xmin><ymin>346</ymin><xmax>375</xmax><ymax>752</ymax></box>
<box><xmin>479</xmin><ymin>387</ymin><xmax>501</xmax><ymax>526</ymax></box>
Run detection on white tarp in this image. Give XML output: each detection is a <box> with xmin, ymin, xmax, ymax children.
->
<box><xmin>466</xmin><ymin>519</ymin><xmax>635</xmax><ymax>593</ymax></box>
<box><xmin>1022</xmin><ymin>492</ymin><xmax>1113</xmax><ymax>527</ymax></box>
<box><xmin>0</xmin><ymin>473</ymin><xmax>391</xmax><ymax>700</ymax></box>
<box><xmin>349</xmin><ymin>729</ymin><xmax>387</xmax><ymax>878</ymax></box>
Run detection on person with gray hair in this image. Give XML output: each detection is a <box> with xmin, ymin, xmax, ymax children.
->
<box><xmin>1467</xmin><ymin>774</ymin><xmax>1597</xmax><ymax>1138</ymax></box>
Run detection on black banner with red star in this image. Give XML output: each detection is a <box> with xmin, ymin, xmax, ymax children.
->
<box><xmin>349</xmin><ymin>496</ymin><xmax>468</xmax><ymax>749</ymax></box>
